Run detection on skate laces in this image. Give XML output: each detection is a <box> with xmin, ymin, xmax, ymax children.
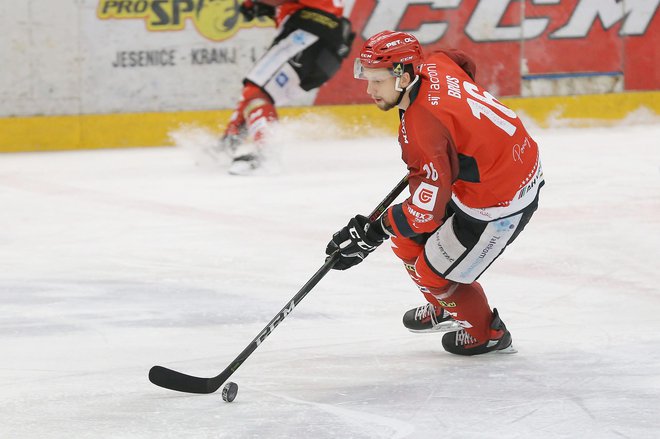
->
<box><xmin>415</xmin><ymin>303</ymin><xmax>442</xmax><ymax>324</ymax></box>
<box><xmin>454</xmin><ymin>329</ymin><xmax>478</xmax><ymax>346</ymax></box>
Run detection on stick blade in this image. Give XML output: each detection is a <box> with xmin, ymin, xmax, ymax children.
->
<box><xmin>149</xmin><ymin>366</ymin><xmax>221</xmax><ymax>394</ymax></box>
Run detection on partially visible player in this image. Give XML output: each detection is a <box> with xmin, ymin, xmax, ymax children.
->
<box><xmin>219</xmin><ymin>0</ymin><xmax>354</xmax><ymax>175</ymax></box>
<box><xmin>326</xmin><ymin>31</ymin><xmax>544</xmax><ymax>356</ymax></box>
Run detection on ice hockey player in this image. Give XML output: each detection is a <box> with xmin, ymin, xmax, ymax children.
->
<box><xmin>325</xmin><ymin>31</ymin><xmax>544</xmax><ymax>355</ymax></box>
<box><xmin>219</xmin><ymin>0</ymin><xmax>354</xmax><ymax>175</ymax></box>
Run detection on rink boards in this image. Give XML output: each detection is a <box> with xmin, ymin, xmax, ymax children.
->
<box><xmin>1</xmin><ymin>90</ymin><xmax>659</xmax><ymax>152</ymax></box>
<box><xmin>2</xmin><ymin>0</ymin><xmax>659</xmax><ymax>152</ymax></box>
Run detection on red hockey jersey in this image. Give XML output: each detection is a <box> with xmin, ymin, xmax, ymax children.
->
<box><xmin>387</xmin><ymin>51</ymin><xmax>544</xmax><ymax>238</ymax></box>
<box><xmin>269</xmin><ymin>0</ymin><xmax>345</xmax><ymax>26</ymax></box>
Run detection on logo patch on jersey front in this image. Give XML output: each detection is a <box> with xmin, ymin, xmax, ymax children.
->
<box><xmin>412</xmin><ymin>182</ymin><xmax>439</xmax><ymax>210</ymax></box>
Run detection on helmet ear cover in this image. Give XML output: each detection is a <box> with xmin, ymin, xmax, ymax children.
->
<box><xmin>391</xmin><ymin>62</ymin><xmax>418</xmax><ymax>92</ymax></box>
<box><xmin>391</xmin><ymin>62</ymin><xmax>405</xmax><ymax>78</ymax></box>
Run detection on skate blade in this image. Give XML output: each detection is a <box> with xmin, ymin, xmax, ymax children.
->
<box><xmin>494</xmin><ymin>344</ymin><xmax>518</xmax><ymax>354</ymax></box>
<box><xmin>228</xmin><ymin>159</ymin><xmax>260</xmax><ymax>176</ymax></box>
<box><xmin>407</xmin><ymin>321</ymin><xmax>463</xmax><ymax>334</ymax></box>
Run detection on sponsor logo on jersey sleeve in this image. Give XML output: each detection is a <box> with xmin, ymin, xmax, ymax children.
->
<box><xmin>412</xmin><ymin>181</ymin><xmax>439</xmax><ymax>210</ymax></box>
<box><xmin>407</xmin><ymin>205</ymin><xmax>434</xmax><ymax>224</ymax></box>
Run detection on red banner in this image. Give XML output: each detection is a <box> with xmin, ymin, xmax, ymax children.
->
<box><xmin>315</xmin><ymin>0</ymin><xmax>659</xmax><ymax>104</ymax></box>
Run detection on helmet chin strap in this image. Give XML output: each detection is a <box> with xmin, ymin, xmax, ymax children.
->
<box><xmin>394</xmin><ymin>74</ymin><xmax>419</xmax><ymax>105</ymax></box>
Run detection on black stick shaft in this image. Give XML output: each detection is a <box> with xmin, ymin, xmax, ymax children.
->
<box><xmin>149</xmin><ymin>174</ymin><xmax>409</xmax><ymax>393</ymax></box>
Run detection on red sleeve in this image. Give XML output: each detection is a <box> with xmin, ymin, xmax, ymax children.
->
<box><xmin>387</xmin><ymin>106</ymin><xmax>458</xmax><ymax>237</ymax></box>
<box><xmin>298</xmin><ymin>0</ymin><xmax>344</xmax><ymax>15</ymax></box>
<box><xmin>273</xmin><ymin>0</ymin><xmax>344</xmax><ymax>24</ymax></box>
<box><xmin>259</xmin><ymin>0</ymin><xmax>294</xmax><ymax>6</ymax></box>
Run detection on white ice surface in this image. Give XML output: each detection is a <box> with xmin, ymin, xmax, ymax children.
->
<box><xmin>1</xmin><ymin>123</ymin><xmax>659</xmax><ymax>438</ymax></box>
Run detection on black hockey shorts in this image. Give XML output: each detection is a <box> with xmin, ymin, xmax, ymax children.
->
<box><xmin>245</xmin><ymin>8</ymin><xmax>354</xmax><ymax>102</ymax></box>
<box><xmin>422</xmin><ymin>196</ymin><xmax>540</xmax><ymax>284</ymax></box>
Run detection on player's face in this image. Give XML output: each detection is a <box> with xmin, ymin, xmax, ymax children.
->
<box><xmin>354</xmin><ymin>63</ymin><xmax>403</xmax><ymax>111</ymax></box>
<box><xmin>365</xmin><ymin>75</ymin><xmax>399</xmax><ymax>111</ymax></box>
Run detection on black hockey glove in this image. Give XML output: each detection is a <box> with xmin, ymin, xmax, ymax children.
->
<box><xmin>325</xmin><ymin>215</ymin><xmax>389</xmax><ymax>270</ymax></box>
<box><xmin>239</xmin><ymin>0</ymin><xmax>275</xmax><ymax>22</ymax></box>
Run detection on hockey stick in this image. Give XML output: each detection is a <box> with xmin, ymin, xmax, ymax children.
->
<box><xmin>149</xmin><ymin>174</ymin><xmax>409</xmax><ymax>394</ymax></box>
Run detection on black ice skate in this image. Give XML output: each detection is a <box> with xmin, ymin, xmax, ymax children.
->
<box><xmin>220</xmin><ymin>134</ymin><xmax>243</xmax><ymax>152</ymax></box>
<box><xmin>218</xmin><ymin>120</ymin><xmax>248</xmax><ymax>154</ymax></box>
<box><xmin>202</xmin><ymin>129</ymin><xmax>247</xmax><ymax>165</ymax></box>
<box><xmin>226</xmin><ymin>136</ymin><xmax>262</xmax><ymax>175</ymax></box>
<box><xmin>403</xmin><ymin>303</ymin><xmax>462</xmax><ymax>333</ymax></box>
<box><xmin>441</xmin><ymin>308</ymin><xmax>516</xmax><ymax>356</ymax></box>
<box><xmin>229</xmin><ymin>153</ymin><xmax>260</xmax><ymax>176</ymax></box>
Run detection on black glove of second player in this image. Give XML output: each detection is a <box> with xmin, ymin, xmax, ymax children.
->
<box><xmin>239</xmin><ymin>0</ymin><xmax>275</xmax><ymax>22</ymax></box>
<box><xmin>325</xmin><ymin>215</ymin><xmax>389</xmax><ymax>270</ymax></box>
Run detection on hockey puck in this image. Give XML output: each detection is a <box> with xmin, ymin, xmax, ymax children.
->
<box><xmin>221</xmin><ymin>381</ymin><xmax>238</xmax><ymax>403</ymax></box>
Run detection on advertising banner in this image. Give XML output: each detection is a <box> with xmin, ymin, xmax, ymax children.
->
<box><xmin>1</xmin><ymin>0</ymin><xmax>278</xmax><ymax>117</ymax></box>
<box><xmin>0</xmin><ymin>0</ymin><xmax>657</xmax><ymax>118</ymax></box>
<box><xmin>317</xmin><ymin>0</ymin><xmax>659</xmax><ymax>105</ymax></box>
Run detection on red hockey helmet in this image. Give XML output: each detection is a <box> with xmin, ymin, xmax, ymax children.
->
<box><xmin>354</xmin><ymin>30</ymin><xmax>423</xmax><ymax>80</ymax></box>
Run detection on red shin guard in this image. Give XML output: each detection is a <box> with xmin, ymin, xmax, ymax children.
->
<box><xmin>225</xmin><ymin>83</ymin><xmax>278</xmax><ymax>144</ymax></box>
<box><xmin>391</xmin><ymin>235</ymin><xmax>494</xmax><ymax>343</ymax></box>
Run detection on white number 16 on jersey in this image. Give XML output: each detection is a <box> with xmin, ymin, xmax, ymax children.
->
<box><xmin>463</xmin><ymin>82</ymin><xmax>518</xmax><ymax>136</ymax></box>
